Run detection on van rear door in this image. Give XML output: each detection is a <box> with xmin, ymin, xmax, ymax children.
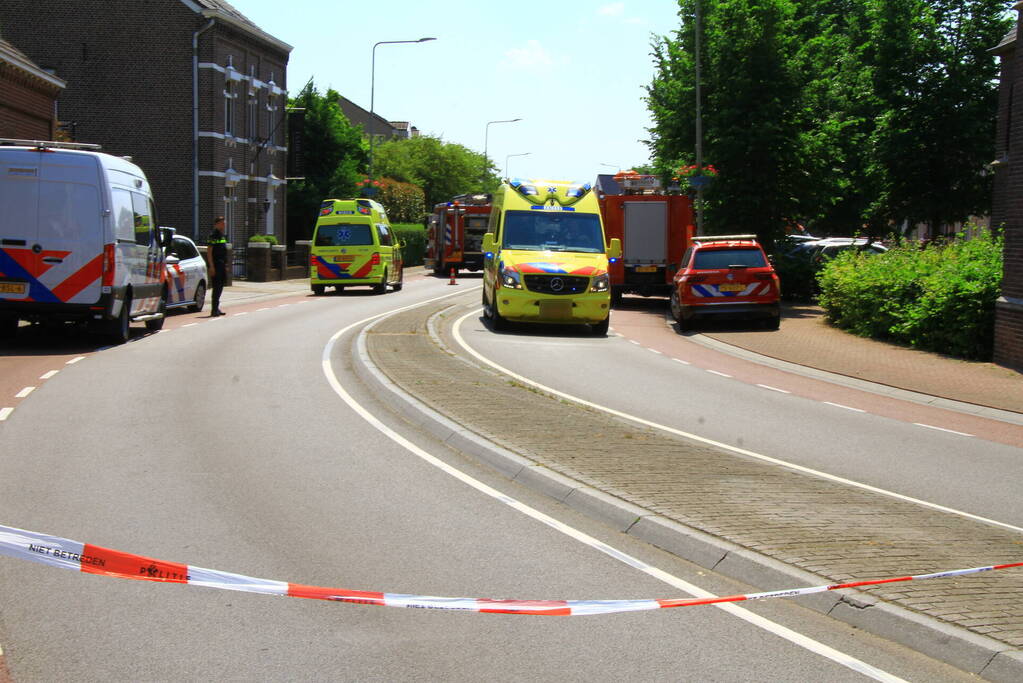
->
<box><xmin>0</xmin><ymin>149</ymin><xmax>103</xmax><ymax>305</ymax></box>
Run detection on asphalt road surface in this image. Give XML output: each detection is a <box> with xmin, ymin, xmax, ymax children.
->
<box><xmin>0</xmin><ymin>274</ymin><xmax>980</xmax><ymax>681</ymax></box>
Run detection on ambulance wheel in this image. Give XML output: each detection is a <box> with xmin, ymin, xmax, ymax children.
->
<box><xmin>484</xmin><ymin>290</ymin><xmax>507</xmax><ymax>331</ymax></box>
<box><xmin>107</xmin><ymin>296</ymin><xmax>131</xmax><ymax>344</ymax></box>
<box><xmin>0</xmin><ymin>315</ymin><xmax>17</xmax><ymax>340</ymax></box>
<box><xmin>190</xmin><ymin>282</ymin><xmax>206</xmax><ymax>312</ymax></box>
<box><xmin>145</xmin><ymin>290</ymin><xmax>167</xmax><ymax>331</ymax></box>
<box><xmin>373</xmin><ymin>270</ymin><xmax>387</xmax><ymax>295</ymax></box>
<box><xmin>392</xmin><ymin>266</ymin><xmax>403</xmax><ymax>292</ymax></box>
<box><xmin>311</xmin><ymin>284</ymin><xmax>326</xmax><ymax>296</ymax></box>
<box><xmin>591</xmin><ymin>316</ymin><xmax>610</xmax><ymax>336</ymax></box>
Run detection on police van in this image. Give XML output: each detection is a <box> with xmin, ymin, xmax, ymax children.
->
<box><xmin>481</xmin><ymin>178</ymin><xmax>622</xmax><ymax>334</ymax></box>
<box><xmin>0</xmin><ymin>139</ymin><xmax>172</xmax><ymax>343</ymax></box>
<box><xmin>310</xmin><ymin>198</ymin><xmax>404</xmax><ymax>295</ymax></box>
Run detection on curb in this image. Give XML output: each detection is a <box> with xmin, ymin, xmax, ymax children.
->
<box><xmin>351</xmin><ymin>302</ymin><xmax>1023</xmax><ymax>681</ymax></box>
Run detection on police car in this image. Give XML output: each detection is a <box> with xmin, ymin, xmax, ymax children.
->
<box><xmin>164</xmin><ymin>235</ymin><xmax>208</xmax><ymax>312</ymax></box>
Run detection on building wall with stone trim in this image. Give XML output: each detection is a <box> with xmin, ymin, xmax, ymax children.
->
<box><xmin>2</xmin><ymin>1</ymin><xmax>290</xmax><ymax>261</ymax></box>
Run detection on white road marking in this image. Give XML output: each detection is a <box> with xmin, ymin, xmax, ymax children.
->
<box><xmin>824</xmin><ymin>401</ymin><xmax>866</xmax><ymax>413</ymax></box>
<box><xmin>707</xmin><ymin>369</ymin><xmax>732</xmax><ymax>378</ymax></box>
<box><xmin>183</xmin><ymin>323</ymin><xmax>200</xmax><ymax>328</ymax></box>
<box><xmin>233</xmin><ymin>311</ymin><xmax>249</xmax><ymax>316</ymax></box>
<box><xmin>256</xmin><ymin>307</ymin><xmax>270</xmax><ymax>311</ymax></box>
<box><xmin>629</xmin><ymin>340</ymin><xmax>641</xmax><ymax>345</ymax></box>
<box><xmin>914</xmin><ymin>423</ymin><xmax>974</xmax><ymax>438</ymax></box>
<box><xmin>14</xmin><ymin>387</ymin><xmax>34</xmax><ymax>398</ymax></box>
<box><xmin>66</xmin><ymin>356</ymin><xmax>85</xmax><ymax>365</ymax></box>
<box><xmin>649</xmin><ymin>348</ymin><xmax>663</xmax><ymax>355</ymax></box>
<box><xmin>672</xmin><ymin>358</ymin><xmax>691</xmax><ymax>365</ymax></box>
<box><xmin>452</xmin><ymin>308</ymin><xmax>1023</xmax><ymax>535</ymax></box>
<box><xmin>756</xmin><ymin>384</ymin><xmax>791</xmax><ymax>394</ymax></box>
<box><xmin>0</xmin><ymin>408</ymin><xmax>13</xmax><ymax>421</ymax></box>
<box><xmin>318</xmin><ymin>299</ymin><xmax>906</xmax><ymax>682</ymax></box>
<box><xmin>39</xmin><ymin>371</ymin><xmax>58</xmax><ymax>380</ymax></box>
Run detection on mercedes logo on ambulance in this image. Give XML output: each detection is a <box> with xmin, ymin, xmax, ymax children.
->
<box><xmin>550</xmin><ymin>277</ymin><xmax>565</xmax><ymax>292</ymax></box>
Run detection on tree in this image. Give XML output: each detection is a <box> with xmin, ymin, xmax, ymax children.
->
<box><xmin>286</xmin><ymin>81</ymin><xmax>367</xmax><ymax>241</ymax></box>
<box><xmin>373</xmin><ymin>135</ymin><xmax>496</xmax><ymax>208</ymax></box>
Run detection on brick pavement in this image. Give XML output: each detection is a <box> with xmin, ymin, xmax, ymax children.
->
<box><xmin>364</xmin><ymin>297</ymin><xmax>1023</xmax><ymax>661</ymax></box>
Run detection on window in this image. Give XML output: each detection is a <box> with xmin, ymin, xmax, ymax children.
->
<box><xmin>315</xmin><ymin>224</ymin><xmax>373</xmax><ymax>246</ymax></box>
<box><xmin>37</xmin><ymin>181</ymin><xmax>100</xmax><ymax>242</ymax></box>
<box><xmin>500</xmin><ymin>210</ymin><xmax>603</xmax><ymax>252</ymax></box>
<box><xmin>377</xmin><ymin>224</ymin><xmax>392</xmax><ymax>246</ymax></box>
<box><xmin>224</xmin><ymin>80</ymin><xmax>235</xmax><ymax>136</ymax></box>
<box><xmin>692</xmin><ymin>248</ymin><xmax>766</xmax><ymax>269</ymax></box>
<box><xmin>111</xmin><ymin>189</ymin><xmax>135</xmax><ymax>241</ymax></box>
<box><xmin>248</xmin><ymin>92</ymin><xmax>259</xmax><ymax>141</ymax></box>
<box><xmin>130</xmin><ymin>192</ymin><xmax>153</xmax><ymax>246</ymax></box>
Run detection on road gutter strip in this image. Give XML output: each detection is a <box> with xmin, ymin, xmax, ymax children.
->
<box><xmin>350</xmin><ymin>295</ymin><xmax>1023</xmax><ymax>682</ymax></box>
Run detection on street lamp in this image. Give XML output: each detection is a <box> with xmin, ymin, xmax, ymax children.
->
<box><xmin>483</xmin><ymin>118</ymin><xmax>521</xmax><ymax>184</ymax></box>
<box><xmin>504</xmin><ymin>152</ymin><xmax>530</xmax><ymax>178</ymax></box>
<box><xmin>369</xmin><ymin>37</ymin><xmax>436</xmax><ymax>182</ymax></box>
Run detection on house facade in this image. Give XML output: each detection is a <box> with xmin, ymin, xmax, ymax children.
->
<box><xmin>992</xmin><ymin>11</ymin><xmax>1023</xmax><ymax>371</ymax></box>
<box><xmin>1</xmin><ymin>0</ymin><xmax>291</xmax><ymax>265</ymax></box>
<box><xmin>0</xmin><ymin>36</ymin><xmax>65</xmax><ymax>140</ymax></box>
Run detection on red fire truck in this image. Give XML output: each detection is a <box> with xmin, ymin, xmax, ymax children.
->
<box><xmin>424</xmin><ymin>193</ymin><xmax>492</xmax><ymax>275</ymax></box>
<box><xmin>599</xmin><ymin>172</ymin><xmax>695</xmax><ymax>306</ymax></box>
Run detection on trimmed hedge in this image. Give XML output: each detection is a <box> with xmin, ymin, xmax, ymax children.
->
<box><xmin>817</xmin><ymin>230</ymin><xmax>1003</xmax><ymax>360</ymax></box>
<box><xmin>392</xmin><ymin>222</ymin><xmax>427</xmax><ymax>267</ymax></box>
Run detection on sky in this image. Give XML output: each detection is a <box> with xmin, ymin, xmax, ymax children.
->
<box><xmin>232</xmin><ymin>0</ymin><xmax>683</xmax><ymax>184</ymax></box>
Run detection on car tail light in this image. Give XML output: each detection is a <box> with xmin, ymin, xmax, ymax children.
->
<box><xmin>102</xmin><ymin>244</ymin><xmax>116</xmax><ymax>287</ymax></box>
<box><xmin>309</xmin><ymin>254</ymin><xmax>316</xmax><ymax>266</ymax></box>
<box><xmin>369</xmin><ymin>252</ymin><xmax>381</xmax><ymax>265</ymax></box>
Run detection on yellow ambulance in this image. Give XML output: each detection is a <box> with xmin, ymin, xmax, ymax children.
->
<box><xmin>481</xmin><ymin>179</ymin><xmax>621</xmax><ymax>334</ymax></box>
<box><xmin>310</xmin><ymin>198</ymin><xmax>404</xmax><ymax>295</ymax></box>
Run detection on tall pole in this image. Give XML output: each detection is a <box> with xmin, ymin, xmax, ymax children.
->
<box><xmin>483</xmin><ymin>118</ymin><xmax>521</xmax><ymax>186</ymax></box>
<box><xmin>504</xmin><ymin>152</ymin><xmax>530</xmax><ymax>179</ymax></box>
<box><xmin>694</xmin><ymin>0</ymin><xmax>705</xmax><ymax>235</ymax></box>
<box><xmin>369</xmin><ymin>37</ymin><xmax>436</xmax><ymax>182</ymax></box>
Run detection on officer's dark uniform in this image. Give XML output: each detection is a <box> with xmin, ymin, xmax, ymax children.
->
<box><xmin>208</xmin><ymin>227</ymin><xmax>228</xmax><ymax>316</ymax></box>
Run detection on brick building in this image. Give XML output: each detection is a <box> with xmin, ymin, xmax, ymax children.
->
<box><xmin>0</xmin><ymin>36</ymin><xmax>65</xmax><ymax>140</ymax></box>
<box><xmin>992</xmin><ymin>10</ymin><xmax>1023</xmax><ymax>371</ymax></box>
<box><xmin>1</xmin><ymin>1</ymin><xmax>291</xmax><ymax>262</ymax></box>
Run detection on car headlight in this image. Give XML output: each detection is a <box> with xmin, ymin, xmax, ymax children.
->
<box><xmin>590</xmin><ymin>273</ymin><xmax>610</xmax><ymax>292</ymax></box>
<box><xmin>500</xmin><ymin>266</ymin><xmax>523</xmax><ymax>289</ymax></box>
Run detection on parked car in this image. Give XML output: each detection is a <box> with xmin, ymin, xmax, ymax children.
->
<box><xmin>670</xmin><ymin>235</ymin><xmax>781</xmax><ymax>330</ymax></box>
<box><xmin>165</xmin><ymin>235</ymin><xmax>207</xmax><ymax>312</ymax></box>
<box><xmin>807</xmin><ymin>237</ymin><xmax>888</xmax><ymax>265</ymax></box>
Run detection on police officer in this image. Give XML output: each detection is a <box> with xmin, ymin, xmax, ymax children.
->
<box><xmin>207</xmin><ymin>216</ymin><xmax>228</xmax><ymax>316</ymax></box>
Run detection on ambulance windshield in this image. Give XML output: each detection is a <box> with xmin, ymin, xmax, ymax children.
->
<box><xmin>501</xmin><ymin>211</ymin><xmax>603</xmax><ymax>253</ymax></box>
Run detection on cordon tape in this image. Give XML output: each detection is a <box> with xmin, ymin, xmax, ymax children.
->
<box><xmin>2</xmin><ymin>523</ymin><xmax>1021</xmax><ymax>616</ymax></box>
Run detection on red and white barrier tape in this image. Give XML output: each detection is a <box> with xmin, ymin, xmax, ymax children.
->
<box><xmin>2</xmin><ymin>523</ymin><xmax>1020</xmax><ymax>616</ymax></box>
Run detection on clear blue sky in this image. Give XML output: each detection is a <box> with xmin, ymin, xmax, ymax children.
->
<box><xmin>233</xmin><ymin>0</ymin><xmax>683</xmax><ymax>184</ymax></box>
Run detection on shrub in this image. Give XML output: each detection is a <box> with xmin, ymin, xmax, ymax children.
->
<box><xmin>817</xmin><ymin>229</ymin><xmax>1003</xmax><ymax>359</ymax></box>
<box><xmin>377</xmin><ymin>178</ymin><xmax>426</xmax><ymax>224</ymax></box>
<box><xmin>391</xmin><ymin>222</ymin><xmax>427</xmax><ymax>266</ymax></box>
<box><xmin>248</xmin><ymin>234</ymin><xmax>279</xmax><ymax>245</ymax></box>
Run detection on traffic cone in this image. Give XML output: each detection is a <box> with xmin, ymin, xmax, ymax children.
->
<box><xmin>448</xmin><ymin>267</ymin><xmax>457</xmax><ymax>285</ymax></box>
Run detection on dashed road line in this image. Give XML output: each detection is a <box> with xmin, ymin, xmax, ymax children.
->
<box><xmin>824</xmin><ymin>401</ymin><xmax>866</xmax><ymax>413</ymax></box>
<box><xmin>672</xmin><ymin>358</ymin><xmax>691</xmax><ymax>365</ymax></box>
<box><xmin>913</xmin><ymin>423</ymin><xmax>974</xmax><ymax>438</ymax></box>
<box><xmin>66</xmin><ymin>356</ymin><xmax>85</xmax><ymax>365</ymax></box>
<box><xmin>39</xmin><ymin>370</ymin><xmax>58</xmax><ymax>380</ymax></box>
<box><xmin>756</xmin><ymin>384</ymin><xmax>791</xmax><ymax>394</ymax></box>
<box><xmin>707</xmin><ymin>369</ymin><xmax>732</xmax><ymax>378</ymax></box>
<box><xmin>0</xmin><ymin>408</ymin><xmax>13</xmax><ymax>421</ymax></box>
<box><xmin>649</xmin><ymin>348</ymin><xmax>663</xmax><ymax>355</ymax></box>
<box><xmin>183</xmin><ymin>322</ymin><xmax>200</xmax><ymax>327</ymax></box>
<box><xmin>14</xmin><ymin>387</ymin><xmax>35</xmax><ymax>398</ymax></box>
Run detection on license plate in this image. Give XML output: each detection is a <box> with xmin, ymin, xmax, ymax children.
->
<box><xmin>634</xmin><ymin>266</ymin><xmax>657</xmax><ymax>273</ymax></box>
<box><xmin>0</xmin><ymin>282</ymin><xmax>27</xmax><ymax>296</ymax></box>
<box><xmin>539</xmin><ymin>300</ymin><xmax>572</xmax><ymax>318</ymax></box>
<box><xmin>718</xmin><ymin>283</ymin><xmax>745</xmax><ymax>292</ymax></box>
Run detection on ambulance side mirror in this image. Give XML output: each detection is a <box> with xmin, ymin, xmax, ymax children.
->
<box><xmin>607</xmin><ymin>238</ymin><xmax>622</xmax><ymax>260</ymax></box>
<box><xmin>482</xmin><ymin>233</ymin><xmax>496</xmax><ymax>257</ymax></box>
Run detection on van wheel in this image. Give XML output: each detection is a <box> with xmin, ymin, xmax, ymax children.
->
<box><xmin>373</xmin><ymin>270</ymin><xmax>387</xmax><ymax>295</ymax></box>
<box><xmin>107</xmin><ymin>296</ymin><xmax>131</xmax><ymax>344</ymax></box>
<box><xmin>483</xmin><ymin>290</ymin><xmax>507</xmax><ymax>331</ymax></box>
<box><xmin>145</xmin><ymin>291</ymin><xmax>167</xmax><ymax>331</ymax></box>
<box><xmin>392</xmin><ymin>266</ymin><xmax>403</xmax><ymax>292</ymax></box>
<box><xmin>311</xmin><ymin>284</ymin><xmax>326</xmax><ymax>296</ymax></box>
<box><xmin>591</xmin><ymin>316</ymin><xmax>610</xmax><ymax>336</ymax></box>
<box><xmin>190</xmin><ymin>282</ymin><xmax>206</xmax><ymax>312</ymax></box>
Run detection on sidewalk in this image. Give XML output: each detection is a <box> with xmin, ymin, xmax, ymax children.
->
<box><xmin>700</xmin><ymin>303</ymin><xmax>1023</xmax><ymax>416</ymax></box>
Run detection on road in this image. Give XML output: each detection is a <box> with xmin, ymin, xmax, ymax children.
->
<box><xmin>0</xmin><ymin>272</ymin><xmax>980</xmax><ymax>681</ymax></box>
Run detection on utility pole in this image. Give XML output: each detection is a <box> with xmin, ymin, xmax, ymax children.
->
<box><xmin>694</xmin><ymin>0</ymin><xmax>705</xmax><ymax>235</ymax></box>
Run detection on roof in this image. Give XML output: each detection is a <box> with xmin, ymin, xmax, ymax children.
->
<box><xmin>182</xmin><ymin>0</ymin><xmax>292</xmax><ymax>53</ymax></box>
<box><xmin>0</xmin><ymin>37</ymin><xmax>66</xmax><ymax>89</ymax></box>
<box><xmin>992</xmin><ymin>25</ymin><xmax>1017</xmax><ymax>55</ymax></box>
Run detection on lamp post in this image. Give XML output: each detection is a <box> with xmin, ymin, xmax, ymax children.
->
<box><xmin>369</xmin><ymin>37</ymin><xmax>435</xmax><ymax>182</ymax></box>
<box><xmin>483</xmin><ymin>118</ymin><xmax>521</xmax><ymax>185</ymax></box>
<box><xmin>504</xmin><ymin>152</ymin><xmax>530</xmax><ymax>179</ymax></box>
<box><xmin>694</xmin><ymin>0</ymin><xmax>705</xmax><ymax>235</ymax></box>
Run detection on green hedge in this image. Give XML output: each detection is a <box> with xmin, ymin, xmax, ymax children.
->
<box><xmin>392</xmin><ymin>222</ymin><xmax>427</xmax><ymax>267</ymax></box>
<box><xmin>817</xmin><ymin>230</ymin><xmax>1003</xmax><ymax>360</ymax></box>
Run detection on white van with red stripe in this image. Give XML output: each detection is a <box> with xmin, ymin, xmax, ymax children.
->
<box><xmin>0</xmin><ymin>139</ymin><xmax>171</xmax><ymax>343</ymax></box>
